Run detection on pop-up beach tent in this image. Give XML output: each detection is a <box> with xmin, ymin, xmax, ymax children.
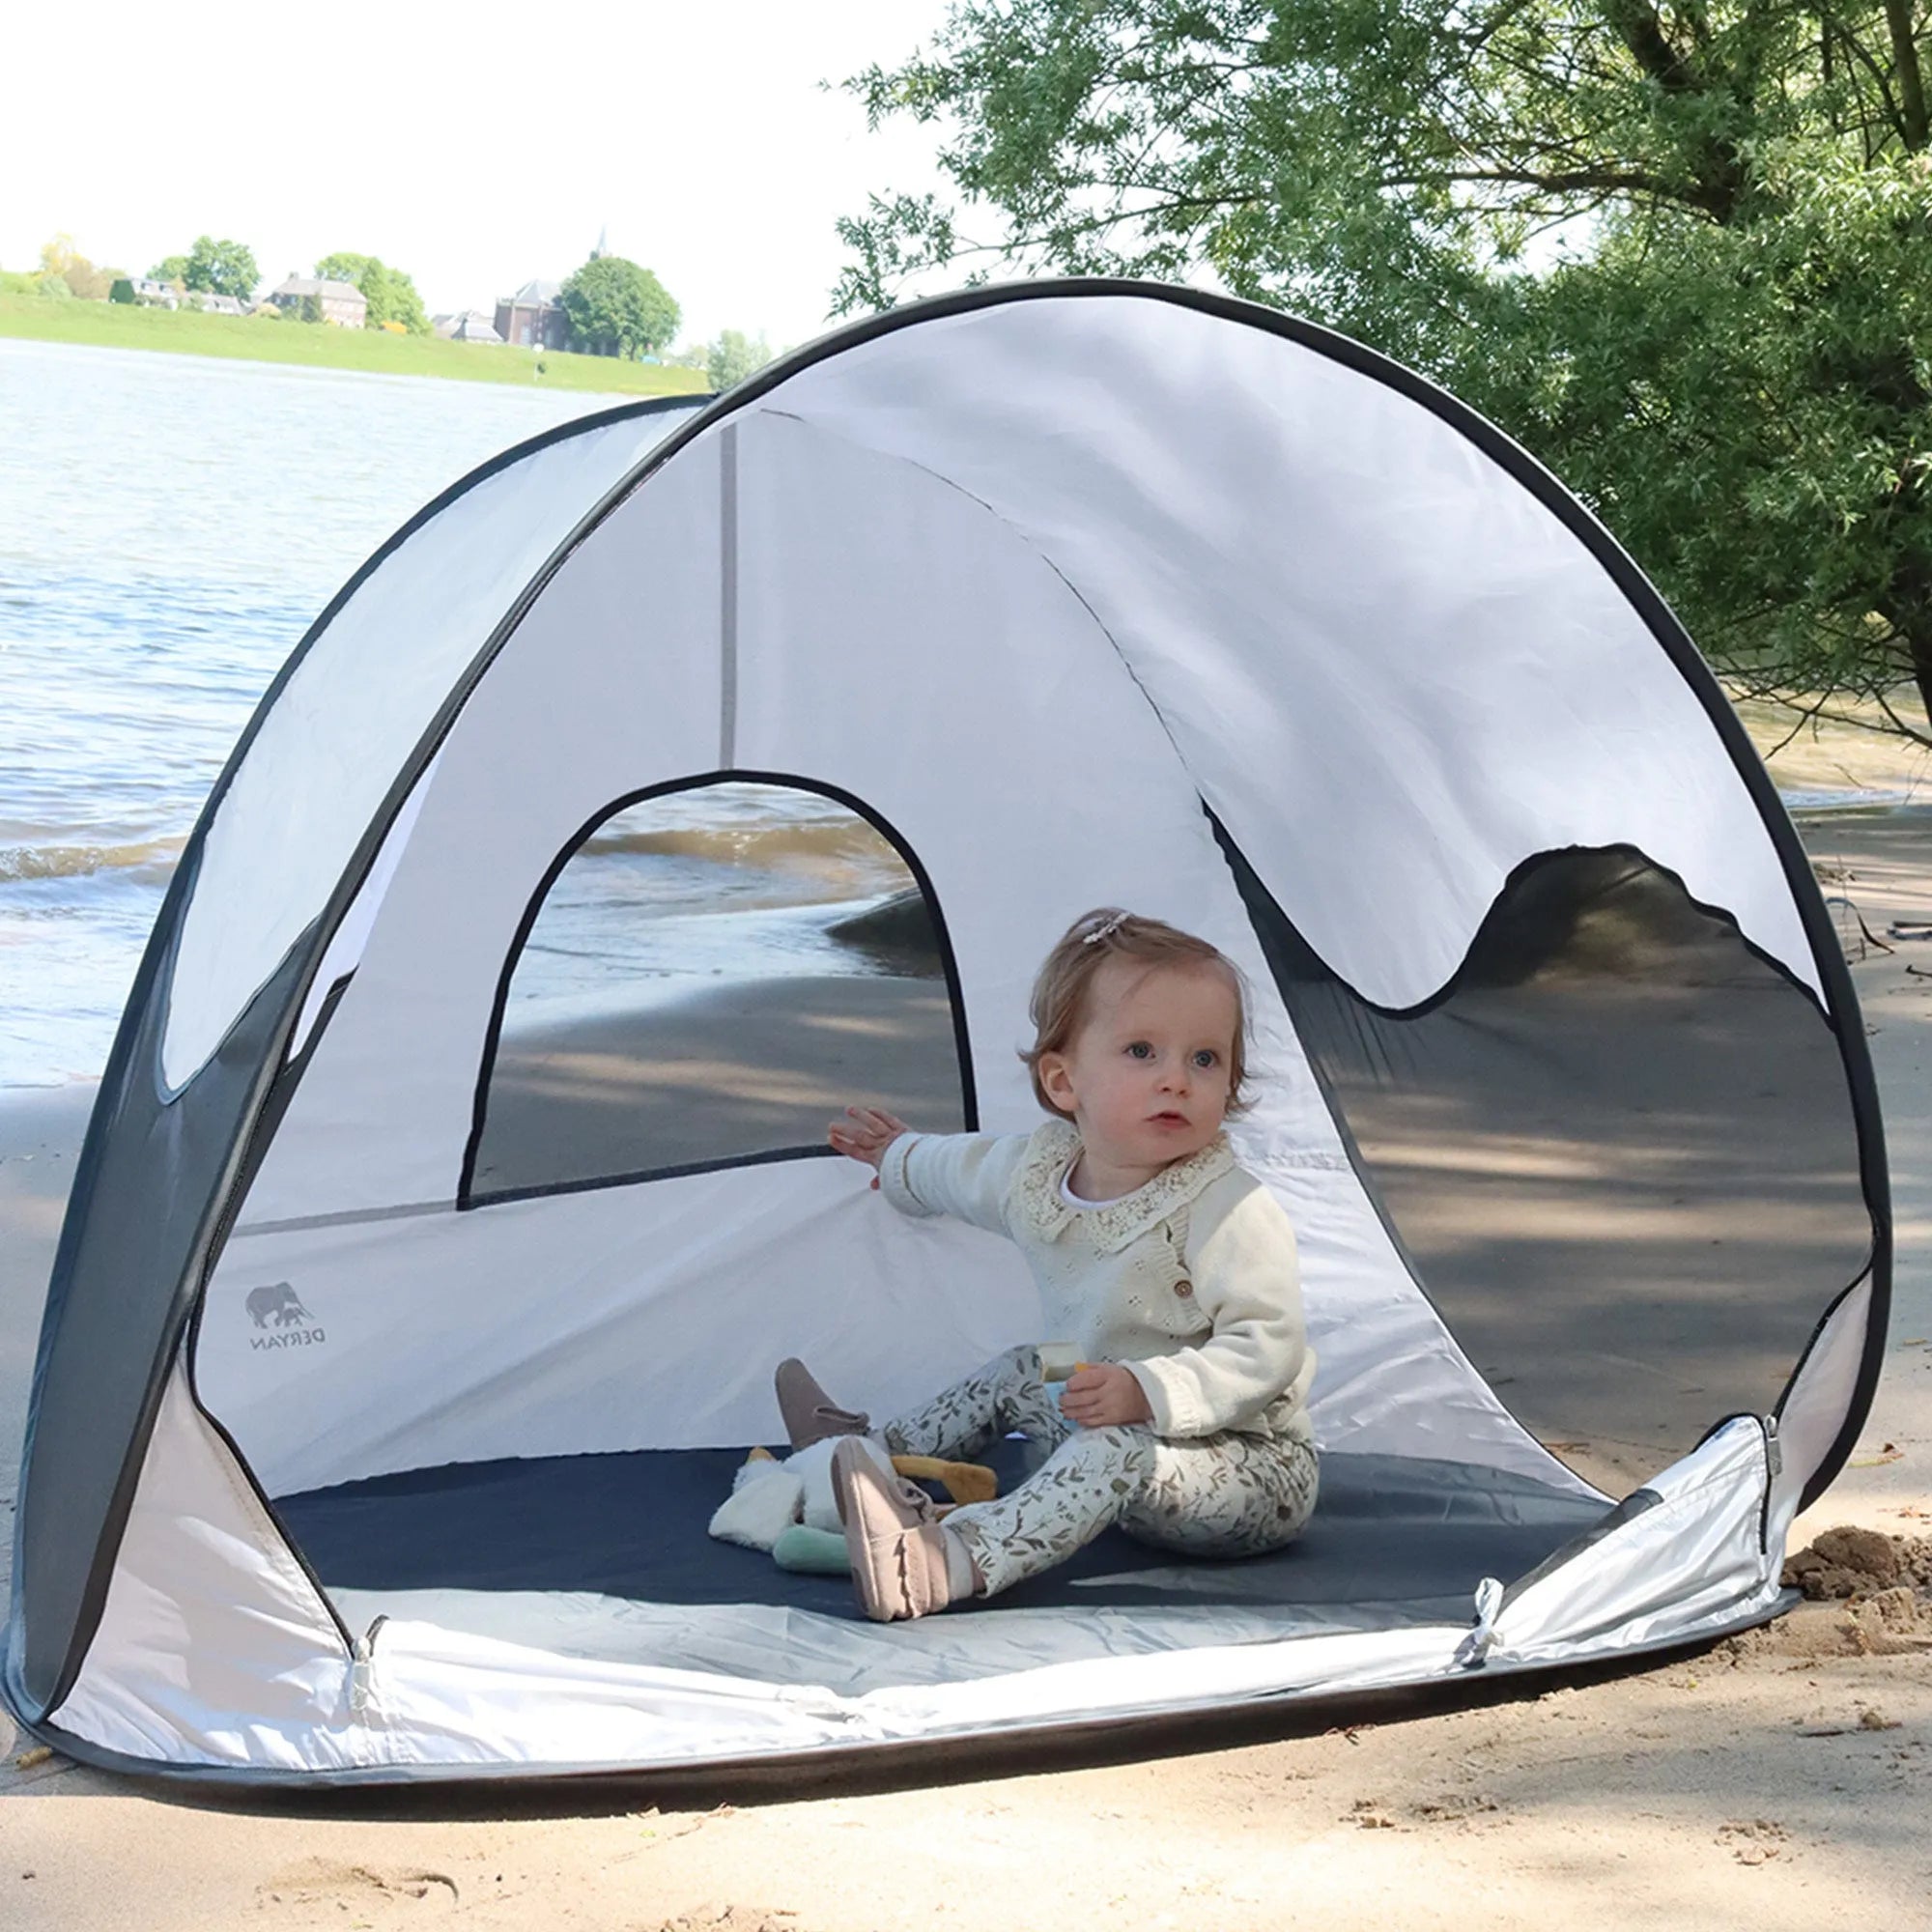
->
<box><xmin>4</xmin><ymin>282</ymin><xmax>1889</xmax><ymax>1783</ymax></box>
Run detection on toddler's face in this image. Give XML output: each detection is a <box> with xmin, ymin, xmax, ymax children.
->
<box><xmin>1043</xmin><ymin>958</ymin><xmax>1237</xmax><ymax>1173</ymax></box>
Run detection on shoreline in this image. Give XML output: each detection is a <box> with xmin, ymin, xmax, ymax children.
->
<box><xmin>0</xmin><ymin>296</ymin><xmax>711</xmax><ymax>398</ymax></box>
<box><xmin>5</xmin><ymin>786</ymin><xmax>1922</xmax><ymax>1095</ymax></box>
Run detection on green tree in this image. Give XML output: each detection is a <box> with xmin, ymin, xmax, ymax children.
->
<box><xmin>182</xmin><ymin>235</ymin><xmax>259</xmax><ymax>303</ymax></box>
<box><xmin>840</xmin><ymin>1</ymin><xmax>1932</xmax><ymax>737</ymax></box>
<box><xmin>148</xmin><ymin>254</ymin><xmax>189</xmax><ymax>287</ymax></box>
<box><xmin>559</xmin><ymin>254</ymin><xmax>680</xmax><ymax>358</ymax></box>
<box><xmin>314</xmin><ymin>251</ymin><xmax>431</xmax><ymax>333</ymax></box>
<box><xmin>707</xmin><ymin>327</ymin><xmax>774</xmax><ymax>391</ymax></box>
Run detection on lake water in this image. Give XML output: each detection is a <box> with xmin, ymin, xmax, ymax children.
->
<box><xmin>0</xmin><ymin>339</ymin><xmax>907</xmax><ymax>1089</ymax></box>
<box><xmin>0</xmin><ymin>335</ymin><xmax>1906</xmax><ymax>1089</ymax></box>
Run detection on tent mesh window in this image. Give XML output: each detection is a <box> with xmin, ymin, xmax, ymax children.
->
<box><xmin>462</xmin><ymin>780</ymin><xmax>970</xmax><ymax>1202</ymax></box>
<box><xmin>1255</xmin><ymin>842</ymin><xmax>1872</xmax><ymax>1486</ymax></box>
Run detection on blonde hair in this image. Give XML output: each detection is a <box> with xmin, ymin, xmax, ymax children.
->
<box><xmin>1020</xmin><ymin>908</ymin><xmax>1251</xmax><ymax>1120</ymax></box>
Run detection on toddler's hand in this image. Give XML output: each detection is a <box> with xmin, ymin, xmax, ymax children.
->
<box><xmin>828</xmin><ymin>1106</ymin><xmax>910</xmax><ymax>1189</ymax></box>
<box><xmin>1059</xmin><ymin>1364</ymin><xmax>1152</xmax><ymax>1430</ymax></box>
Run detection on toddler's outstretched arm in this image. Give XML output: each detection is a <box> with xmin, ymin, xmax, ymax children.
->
<box><xmin>828</xmin><ymin>1106</ymin><xmax>910</xmax><ymax>1188</ymax></box>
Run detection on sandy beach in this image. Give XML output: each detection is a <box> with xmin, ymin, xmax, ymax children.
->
<box><xmin>474</xmin><ymin>973</ymin><xmax>964</xmax><ymax>1196</ymax></box>
<box><xmin>2</xmin><ymin>809</ymin><xmax>1929</xmax><ymax>1930</ymax></box>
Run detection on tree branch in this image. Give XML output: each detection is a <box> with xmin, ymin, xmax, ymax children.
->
<box><xmin>1874</xmin><ymin>686</ymin><xmax>1932</xmax><ymax>745</ymax></box>
<box><xmin>1601</xmin><ymin>0</ymin><xmax>1699</xmax><ymax>94</ymax></box>
<box><xmin>1833</xmin><ymin>17</ymin><xmax>1914</xmax><ymax>147</ymax></box>
<box><xmin>1381</xmin><ymin>161</ymin><xmax>1688</xmax><ymax>201</ymax></box>
<box><xmin>1884</xmin><ymin>0</ymin><xmax>1930</xmax><ymax>147</ymax></box>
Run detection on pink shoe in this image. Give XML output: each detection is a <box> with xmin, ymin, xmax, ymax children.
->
<box><xmin>830</xmin><ymin>1439</ymin><xmax>956</xmax><ymax>1622</ymax></box>
<box><xmin>774</xmin><ymin>1357</ymin><xmax>871</xmax><ymax>1452</ymax></box>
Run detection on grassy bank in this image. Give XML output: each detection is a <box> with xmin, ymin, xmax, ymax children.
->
<box><xmin>0</xmin><ymin>295</ymin><xmax>709</xmax><ymax>396</ymax></box>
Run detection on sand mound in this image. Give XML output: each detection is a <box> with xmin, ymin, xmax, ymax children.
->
<box><xmin>1713</xmin><ymin>1526</ymin><xmax>1932</xmax><ymax>1659</ymax></box>
<box><xmin>1782</xmin><ymin>1524</ymin><xmax>1932</xmax><ymax>1598</ymax></box>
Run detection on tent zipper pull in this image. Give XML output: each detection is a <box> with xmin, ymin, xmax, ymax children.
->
<box><xmin>350</xmin><ymin>1617</ymin><xmax>385</xmax><ymax>1719</ymax></box>
<box><xmin>1764</xmin><ymin>1413</ymin><xmax>1782</xmax><ymax>1481</ymax></box>
<box><xmin>1454</xmin><ymin>1576</ymin><xmax>1505</xmax><ymax>1669</ymax></box>
<box><xmin>349</xmin><ymin>1641</ymin><xmax>372</xmax><ymax>1719</ymax></box>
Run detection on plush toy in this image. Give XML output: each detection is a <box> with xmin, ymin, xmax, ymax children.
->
<box><xmin>708</xmin><ymin>1438</ymin><xmax>996</xmax><ymax>1575</ymax></box>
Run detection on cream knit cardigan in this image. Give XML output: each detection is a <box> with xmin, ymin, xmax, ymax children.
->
<box><xmin>878</xmin><ymin>1120</ymin><xmax>1315</xmax><ymax>1443</ymax></box>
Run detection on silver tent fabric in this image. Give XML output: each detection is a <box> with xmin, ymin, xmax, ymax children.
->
<box><xmin>15</xmin><ymin>287</ymin><xmax>1880</xmax><ymax>1781</ymax></box>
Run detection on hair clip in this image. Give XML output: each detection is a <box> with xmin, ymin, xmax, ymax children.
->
<box><xmin>1081</xmin><ymin>912</ymin><xmax>1127</xmax><ymax>946</ymax></box>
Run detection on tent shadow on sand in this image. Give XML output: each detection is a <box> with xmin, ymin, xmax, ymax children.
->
<box><xmin>470</xmin><ymin>974</ymin><xmax>965</xmax><ymax>1198</ymax></box>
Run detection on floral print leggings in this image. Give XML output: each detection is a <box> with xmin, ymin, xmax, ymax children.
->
<box><xmin>881</xmin><ymin>1346</ymin><xmax>1321</xmax><ymax>1598</ymax></box>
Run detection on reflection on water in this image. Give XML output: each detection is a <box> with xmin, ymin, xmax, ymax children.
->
<box><xmin>0</xmin><ymin>340</ymin><xmax>661</xmax><ymax>1086</ymax></box>
<box><xmin>0</xmin><ymin>341</ymin><xmax>942</xmax><ymax>1093</ymax></box>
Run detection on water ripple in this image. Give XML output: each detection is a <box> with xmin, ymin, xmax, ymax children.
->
<box><xmin>0</xmin><ymin>339</ymin><xmax>646</xmax><ymax>1085</ymax></box>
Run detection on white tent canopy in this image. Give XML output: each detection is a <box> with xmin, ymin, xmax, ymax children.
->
<box><xmin>5</xmin><ymin>285</ymin><xmax>1887</xmax><ymax>1784</ymax></box>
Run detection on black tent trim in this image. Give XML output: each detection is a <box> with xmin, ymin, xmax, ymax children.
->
<box><xmin>6</xmin><ymin>397</ymin><xmax>714</xmax><ymax>1720</ymax></box>
<box><xmin>8</xmin><ymin>921</ymin><xmax>320</xmax><ymax>1719</ymax></box>
<box><xmin>6</xmin><ymin>1592</ymin><xmax>1796</xmax><ymax>1790</ymax></box>
<box><xmin>11</xmin><ymin>279</ymin><xmax>1887</xmax><ymax>1735</ymax></box>
<box><xmin>1209</xmin><ymin>815</ymin><xmax>1596</xmax><ymax>1492</ymax></box>
<box><xmin>455</xmin><ymin>769</ymin><xmax>980</xmax><ymax>1209</ymax></box>
<box><xmin>1211</xmin><ymin>814</ymin><xmax>1880</xmax><ymax>1515</ymax></box>
<box><xmin>1266</xmin><ymin>839</ymin><xmax>1838</xmax><ymax>1028</ymax></box>
<box><xmin>651</xmin><ymin>286</ymin><xmax>1889</xmax><ymax>1507</ymax></box>
<box><xmin>184</xmin><ymin>1326</ymin><xmax>355</xmax><ymax>1656</ymax></box>
<box><xmin>189</xmin><ymin>392</ymin><xmax>717</xmax><ymax>1074</ymax></box>
<box><xmin>464</xmin><ymin>1144</ymin><xmax>840</xmax><ymax>1213</ymax></box>
<box><xmin>1768</xmin><ymin>1262</ymin><xmax>1881</xmax><ymax>1525</ymax></box>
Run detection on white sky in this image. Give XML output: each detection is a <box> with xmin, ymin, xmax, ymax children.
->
<box><xmin>4</xmin><ymin>0</ymin><xmax>956</xmax><ymax>350</ymax></box>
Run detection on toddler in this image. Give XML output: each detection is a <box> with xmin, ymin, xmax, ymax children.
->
<box><xmin>779</xmin><ymin>907</ymin><xmax>1318</xmax><ymax>1622</ymax></box>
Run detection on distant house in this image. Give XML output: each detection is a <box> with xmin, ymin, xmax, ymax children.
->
<box><xmin>495</xmin><ymin>279</ymin><xmax>568</xmax><ymax>351</ymax></box>
<box><xmin>267</xmin><ymin>275</ymin><xmax>368</xmax><ymax>327</ymax></box>
<box><xmin>434</xmin><ymin>309</ymin><xmax>505</xmax><ymax>344</ymax></box>
<box><xmin>125</xmin><ymin>280</ymin><xmax>247</xmax><ymax>315</ymax></box>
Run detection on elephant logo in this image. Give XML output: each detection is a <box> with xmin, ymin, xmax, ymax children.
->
<box><xmin>244</xmin><ymin>1282</ymin><xmax>320</xmax><ymax>1343</ymax></box>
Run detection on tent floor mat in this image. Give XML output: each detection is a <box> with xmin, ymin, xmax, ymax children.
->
<box><xmin>279</xmin><ymin>1443</ymin><xmax>1608</xmax><ymax>1634</ymax></box>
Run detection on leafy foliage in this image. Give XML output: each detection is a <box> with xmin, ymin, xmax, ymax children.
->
<box><xmin>148</xmin><ymin>254</ymin><xmax>190</xmax><ymax>287</ymax></box>
<box><xmin>37</xmin><ymin>236</ymin><xmax>123</xmax><ymax>300</ymax></box>
<box><xmin>314</xmin><ymin>252</ymin><xmax>431</xmax><ymax>334</ymax></box>
<box><xmin>181</xmin><ymin>236</ymin><xmax>259</xmax><ymax>303</ymax></box>
<box><xmin>839</xmin><ymin>1</ymin><xmax>1932</xmax><ymax>735</ymax></box>
<box><xmin>707</xmin><ymin>327</ymin><xmax>775</xmax><ymax>390</ymax></box>
<box><xmin>559</xmin><ymin>255</ymin><xmax>680</xmax><ymax>358</ymax></box>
